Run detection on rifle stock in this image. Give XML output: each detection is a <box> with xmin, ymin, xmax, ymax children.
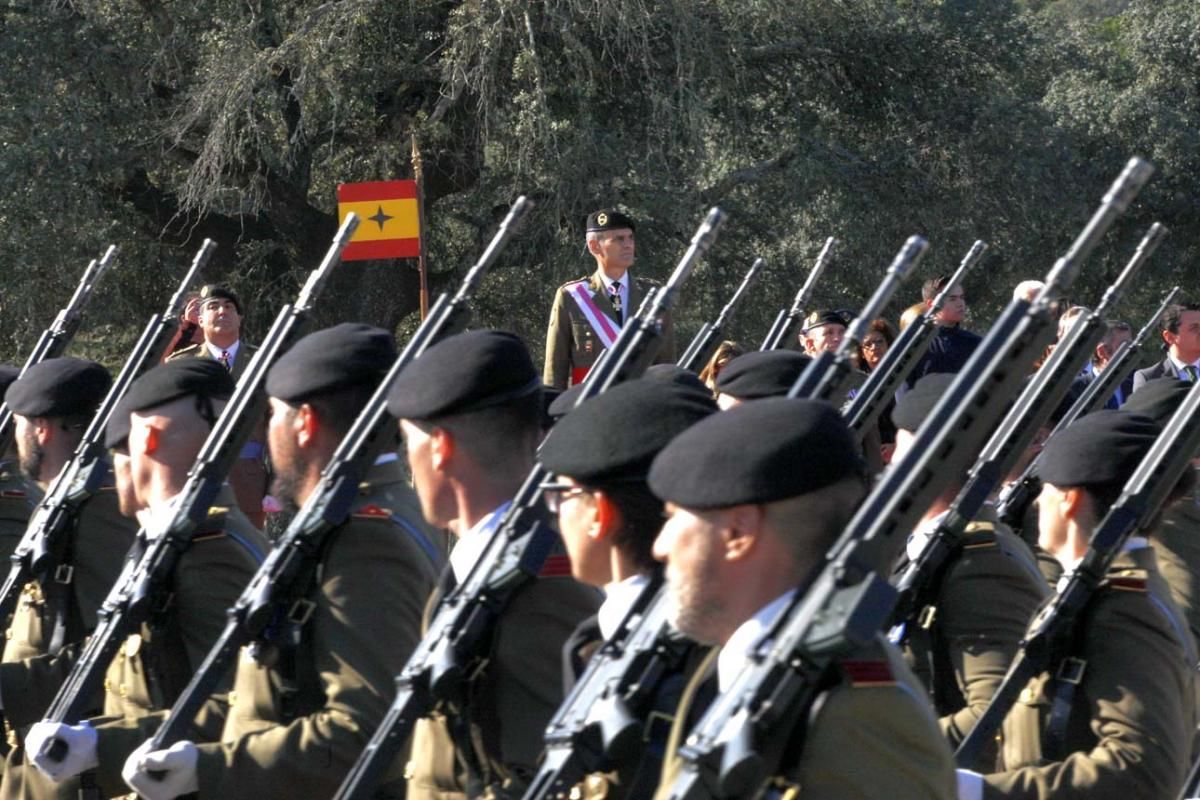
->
<box><xmin>760</xmin><ymin>237</ymin><xmax>835</xmax><ymax>351</ymax></box>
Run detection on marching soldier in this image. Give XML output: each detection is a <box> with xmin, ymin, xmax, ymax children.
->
<box><xmin>648</xmin><ymin>398</ymin><xmax>957</xmax><ymax>799</ymax></box>
<box><xmin>14</xmin><ymin>358</ymin><xmax>268</xmax><ymax>798</ymax></box>
<box><xmin>168</xmin><ymin>284</ymin><xmax>269</xmax><ymax>528</ymax></box>
<box><xmin>0</xmin><ymin>359</ymin><xmax>135</xmax><ymax>740</ymax></box>
<box><xmin>887</xmin><ymin>374</ymin><xmax>1048</xmax><ymax>766</ymax></box>
<box><xmin>958</xmin><ymin>410</ymin><xmax>1197</xmax><ymax>799</ymax></box>
<box><xmin>120</xmin><ymin>323</ymin><xmax>441</xmax><ymax>799</ymax></box>
<box><xmin>544</xmin><ymin>209</ymin><xmax>676</xmax><ymax>389</ymax></box>
<box><xmin>388</xmin><ymin>330</ymin><xmax>600</xmax><ymax>799</ymax></box>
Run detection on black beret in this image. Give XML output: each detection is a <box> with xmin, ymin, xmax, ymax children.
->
<box><xmin>541</xmin><ymin>379</ymin><xmax>717</xmax><ymax>485</ymax></box>
<box><xmin>643</xmin><ymin>364</ymin><xmax>711</xmax><ymax>394</ymax></box>
<box><xmin>198</xmin><ymin>284</ymin><xmax>242</xmax><ymax>315</ymax></box>
<box><xmin>541</xmin><ymin>385</ymin><xmax>563</xmax><ymax>430</ymax></box>
<box><xmin>649</xmin><ymin>397</ymin><xmax>864</xmax><ymax>509</ymax></box>
<box><xmin>104</xmin><ymin>405</ymin><xmax>132</xmax><ymax>450</ymax></box>
<box><xmin>386</xmin><ymin>330</ymin><xmax>541</xmax><ymax>420</ymax></box>
<box><xmin>1038</xmin><ymin>410</ymin><xmax>1160</xmax><ymax>492</ymax></box>
<box><xmin>716</xmin><ymin>351</ymin><xmax>811</xmax><ymax>400</ymax></box>
<box><xmin>802</xmin><ymin>309</ymin><xmax>850</xmax><ymax>332</ymax></box>
<box><xmin>548</xmin><ymin>383</ymin><xmax>587</xmax><ymax>420</ymax></box>
<box><xmin>586</xmin><ymin>208</ymin><xmax>636</xmax><ymax>233</ymax></box>
<box><xmin>267</xmin><ymin>323</ymin><xmax>396</xmax><ymax>404</ymax></box>
<box><xmin>0</xmin><ymin>366</ymin><xmax>19</xmax><ymax>400</ymax></box>
<box><xmin>6</xmin><ymin>358</ymin><xmax>111</xmax><ymax>419</ymax></box>
<box><xmin>106</xmin><ymin>359</ymin><xmax>234</xmax><ymax>448</ymax></box>
<box><xmin>892</xmin><ymin>373</ymin><xmax>957</xmax><ymax>432</ymax></box>
<box><xmin>1122</xmin><ymin>378</ymin><xmax>1191</xmax><ymax>426</ymax></box>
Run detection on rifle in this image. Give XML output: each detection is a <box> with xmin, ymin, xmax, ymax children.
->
<box><xmin>0</xmin><ymin>241</ymin><xmax>212</xmax><ymax>629</ymax></box>
<box><xmin>36</xmin><ymin>218</ymin><xmax>359</xmax><ymax>761</ymax></box>
<box><xmin>677</xmin><ymin>257</ymin><xmax>764</xmax><ymax>372</ymax></box>
<box><xmin>760</xmin><ymin>238</ymin><xmax>835</xmax><ymax>351</ymax></box>
<box><xmin>334</xmin><ymin>207</ymin><xmax>726</xmax><ymax>800</ymax></box>
<box><xmin>142</xmin><ymin>197</ymin><xmax>533</xmax><ymax>758</ymax></box>
<box><xmin>0</xmin><ymin>246</ymin><xmax>118</xmax><ymax>457</ymax></box>
<box><xmin>787</xmin><ymin>236</ymin><xmax>928</xmax><ymax>404</ymax></box>
<box><xmin>991</xmin><ymin>224</ymin><xmax>1168</xmax><ymax>532</ymax></box>
<box><xmin>956</xmin><ymin>350</ymin><xmax>1200</xmax><ymax>767</ymax></box>
<box><xmin>659</xmin><ymin>158</ymin><xmax>1153</xmax><ymax>800</ymax></box>
<box><xmin>891</xmin><ymin>221</ymin><xmax>1161</xmax><ymax>631</ymax></box>
<box><xmin>843</xmin><ymin>240</ymin><xmax>986</xmax><ymax>439</ymax></box>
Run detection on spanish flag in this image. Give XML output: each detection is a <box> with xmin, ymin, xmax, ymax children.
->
<box><xmin>336</xmin><ymin>180</ymin><xmax>421</xmax><ymax>261</ymax></box>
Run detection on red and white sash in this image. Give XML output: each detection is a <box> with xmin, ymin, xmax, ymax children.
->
<box><xmin>567</xmin><ymin>282</ymin><xmax>620</xmax><ymax>348</ymax></box>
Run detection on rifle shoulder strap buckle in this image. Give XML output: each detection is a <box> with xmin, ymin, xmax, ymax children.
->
<box><xmin>54</xmin><ymin>563</ymin><xmax>74</xmax><ymax>585</ymax></box>
<box><xmin>287</xmin><ymin>598</ymin><xmax>316</xmax><ymax>626</ymax></box>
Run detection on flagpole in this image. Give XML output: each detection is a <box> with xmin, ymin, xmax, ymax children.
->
<box><xmin>411</xmin><ymin>133</ymin><xmax>430</xmax><ymax>320</ymax></box>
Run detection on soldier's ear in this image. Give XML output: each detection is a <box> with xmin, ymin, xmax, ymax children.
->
<box><xmin>296</xmin><ymin>404</ymin><xmax>318</xmax><ymax>448</ymax></box>
<box><xmin>430</xmin><ymin>427</ymin><xmax>454</xmax><ymax>471</ymax></box>
<box><xmin>130</xmin><ymin>419</ymin><xmax>160</xmax><ymax>457</ymax></box>
<box><xmin>594</xmin><ymin>491</ymin><xmax>620</xmax><ymax>540</ymax></box>
<box><xmin>722</xmin><ymin>504</ymin><xmax>763</xmax><ymax>562</ymax></box>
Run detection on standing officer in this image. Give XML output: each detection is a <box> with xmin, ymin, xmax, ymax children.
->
<box><xmin>168</xmin><ymin>284</ymin><xmax>269</xmax><ymax>528</ymax></box>
<box><xmin>1132</xmin><ymin>301</ymin><xmax>1200</xmax><ymax>390</ymax></box>
<box><xmin>958</xmin><ymin>411</ymin><xmax>1196</xmax><ymax>799</ymax></box>
<box><xmin>389</xmin><ymin>330</ymin><xmax>600</xmax><ymax>799</ymax></box>
<box><xmin>14</xmin><ymin>359</ymin><xmax>268</xmax><ymax>798</ymax></box>
<box><xmin>544</xmin><ymin>209</ymin><xmax>676</xmax><ymax>389</ymax></box>
<box><xmin>649</xmin><ymin>398</ymin><xmax>957</xmax><ymax>799</ymax></box>
<box><xmin>0</xmin><ymin>358</ymin><xmax>135</xmax><ymax>739</ymax></box>
<box><xmin>120</xmin><ymin>323</ymin><xmax>441</xmax><ymax>800</ymax></box>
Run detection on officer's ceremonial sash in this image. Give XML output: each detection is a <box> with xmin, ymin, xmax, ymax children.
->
<box><xmin>567</xmin><ymin>282</ymin><xmax>620</xmax><ymax>385</ymax></box>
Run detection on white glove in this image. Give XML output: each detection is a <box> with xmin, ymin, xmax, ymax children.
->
<box><xmin>25</xmin><ymin>720</ymin><xmax>98</xmax><ymax>782</ymax></box>
<box><xmin>123</xmin><ymin>739</ymin><xmax>199</xmax><ymax>800</ymax></box>
<box><xmin>956</xmin><ymin>768</ymin><xmax>984</xmax><ymax>800</ymax></box>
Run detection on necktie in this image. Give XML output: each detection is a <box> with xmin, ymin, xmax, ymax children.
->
<box><xmin>610</xmin><ymin>280</ymin><xmax>623</xmax><ymax>322</ymax></box>
<box><xmin>1186</xmin><ymin>365</ymin><xmax>1199</xmax><ymax>382</ymax></box>
<box><xmin>220</xmin><ymin>350</ymin><xmax>231</xmax><ymax>370</ymax></box>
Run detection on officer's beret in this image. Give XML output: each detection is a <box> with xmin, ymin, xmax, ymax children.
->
<box><xmin>198</xmin><ymin>283</ymin><xmax>242</xmax><ymax>315</ymax></box>
<box><xmin>541</xmin><ymin>379</ymin><xmax>717</xmax><ymax>485</ymax></box>
<box><xmin>267</xmin><ymin>323</ymin><xmax>396</xmax><ymax>404</ymax></box>
<box><xmin>716</xmin><ymin>351</ymin><xmax>811</xmax><ymax>400</ymax></box>
<box><xmin>387</xmin><ymin>330</ymin><xmax>540</xmax><ymax>420</ymax></box>
<box><xmin>1038</xmin><ymin>410</ymin><xmax>1160</xmax><ymax>492</ymax></box>
<box><xmin>643</xmin><ymin>364</ymin><xmax>711</xmax><ymax>395</ymax></box>
<box><xmin>892</xmin><ymin>373</ymin><xmax>956</xmax><ymax>432</ymax></box>
<box><xmin>1122</xmin><ymin>378</ymin><xmax>1191</xmax><ymax>426</ymax></box>
<box><xmin>548</xmin><ymin>383</ymin><xmax>587</xmax><ymax>420</ymax></box>
<box><xmin>649</xmin><ymin>397</ymin><xmax>864</xmax><ymax>509</ymax></box>
<box><xmin>6</xmin><ymin>358</ymin><xmax>111</xmax><ymax>419</ymax></box>
<box><xmin>586</xmin><ymin>209</ymin><xmax>636</xmax><ymax>234</ymax></box>
<box><xmin>802</xmin><ymin>309</ymin><xmax>850</xmax><ymax>332</ymax></box>
<box><xmin>0</xmin><ymin>366</ymin><xmax>19</xmax><ymax>401</ymax></box>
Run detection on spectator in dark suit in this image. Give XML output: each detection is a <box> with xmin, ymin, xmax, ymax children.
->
<box><xmin>905</xmin><ymin>274</ymin><xmax>981</xmax><ymax>387</ymax></box>
<box><xmin>1132</xmin><ymin>301</ymin><xmax>1200</xmax><ymax>390</ymax></box>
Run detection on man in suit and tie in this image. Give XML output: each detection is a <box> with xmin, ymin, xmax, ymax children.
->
<box><xmin>1078</xmin><ymin>318</ymin><xmax>1135</xmax><ymax>408</ymax></box>
<box><xmin>1133</xmin><ymin>301</ymin><xmax>1200</xmax><ymax>390</ymax></box>
<box><xmin>168</xmin><ymin>284</ymin><xmax>269</xmax><ymax>527</ymax></box>
<box><xmin>543</xmin><ymin>209</ymin><xmax>676</xmax><ymax>389</ymax></box>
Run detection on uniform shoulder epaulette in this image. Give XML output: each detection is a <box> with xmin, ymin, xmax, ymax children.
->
<box><xmin>961</xmin><ymin>520</ymin><xmax>998</xmax><ymax>549</ymax></box>
<box><xmin>0</xmin><ymin>489</ymin><xmax>25</xmax><ymax>499</ymax></box>
<box><xmin>538</xmin><ymin>553</ymin><xmax>573</xmax><ymax>578</ymax></box>
<box><xmin>559</xmin><ymin>276</ymin><xmax>590</xmax><ymax>289</ymax></box>
<box><xmin>1103</xmin><ymin>570</ymin><xmax>1149</xmax><ymax>593</ymax></box>
<box><xmin>352</xmin><ymin>503</ymin><xmax>393</xmax><ymax>519</ymax></box>
<box><xmin>839</xmin><ymin>659</ymin><xmax>897</xmax><ymax>687</ymax></box>
<box><xmin>191</xmin><ymin>530</ymin><xmax>228</xmax><ymax>544</ymax></box>
<box><xmin>166</xmin><ymin>344</ymin><xmax>203</xmax><ymax>361</ymax></box>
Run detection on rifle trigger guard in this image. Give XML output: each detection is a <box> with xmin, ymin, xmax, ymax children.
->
<box><xmin>287</xmin><ymin>598</ymin><xmax>316</xmax><ymax>626</ymax></box>
<box><xmin>54</xmin><ymin>564</ymin><xmax>74</xmax><ymax>585</ymax></box>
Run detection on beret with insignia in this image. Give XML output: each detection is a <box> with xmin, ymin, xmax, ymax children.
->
<box><xmin>802</xmin><ymin>309</ymin><xmax>851</xmax><ymax>333</ymax></box>
<box><xmin>1038</xmin><ymin>409</ymin><xmax>1160</xmax><ymax>493</ymax></box>
<box><xmin>1122</xmin><ymin>378</ymin><xmax>1191</xmax><ymax>426</ymax></box>
<box><xmin>586</xmin><ymin>208</ymin><xmax>636</xmax><ymax>234</ymax></box>
<box><xmin>649</xmin><ymin>397</ymin><xmax>864</xmax><ymax>509</ymax></box>
<box><xmin>541</xmin><ymin>378</ymin><xmax>716</xmax><ymax>486</ymax></box>
<box><xmin>892</xmin><ymin>373</ymin><xmax>957</xmax><ymax>432</ymax></box>
<box><xmin>716</xmin><ymin>351</ymin><xmax>811</xmax><ymax>400</ymax></box>
<box><xmin>387</xmin><ymin>330</ymin><xmax>541</xmax><ymax>420</ymax></box>
<box><xmin>198</xmin><ymin>284</ymin><xmax>242</xmax><ymax>315</ymax></box>
<box><xmin>267</xmin><ymin>323</ymin><xmax>396</xmax><ymax>404</ymax></box>
<box><xmin>6</xmin><ymin>358</ymin><xmax>111</xmax><ymax>419</ymax></box>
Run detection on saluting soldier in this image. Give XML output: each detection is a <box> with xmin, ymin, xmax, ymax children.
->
<box><xmin>958</xmin><ymin>410</ymin><xmax>1197</xmax><ymax>799</ymax></box>
<box><xmin>544</xmin><ymin>209</ymin><xmax>676</xmax><ymax>389</ymax></box>
<box><xmin>388</xmin><ymin>330</ymin><xmax>600</xmax><ymax>799</ymax></box>
<box><xmin>887</xmin><ymin>374</ymin><xmax>1048</xmax><ymax>767</ymax></box>
<box><xmin>538</xmin><ymin>377</ymin><xmax>717</xmax><ymax>798</ymax></box>
<box><xmin>120</xmin><ymin>323</ymin><xmax>441</xmax><ymax>800</ymax></box>
<box><xmin>0</xmin><ymin>365</ymin><xmax>33</xmax><ymax>564</ymax></box>
<box><xmin>0</xmin><ymin>359</ymin><xmax>136</xmax><ymax>743</ymax></box>
<box><xmin>168</xmin><ymin>284</ymin><xmax>269</xmax><ymax>528</ymax></box>
<box><xmin>13</xmin><ymin>359</ymin><xmax>269</xmax><ymax>798</ymax></box>
<box><xmin>648</xmin><ymin>398</ymin><xmax>957</xmax><ymax>799</ymax></box>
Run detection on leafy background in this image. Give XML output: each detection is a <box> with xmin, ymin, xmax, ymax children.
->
<box><xmin>0</xmin><ymin>0</ymin><xmax>1194</xmax><ymax>368</ymax></box>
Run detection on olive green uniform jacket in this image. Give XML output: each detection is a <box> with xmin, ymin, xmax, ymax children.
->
<box><xmin>167</xmin><ymin>344</ymin><xmax>269</xmax><ymax>528</ymax></box>
<box><xmin>543</xmin><ymin>269</ymin><xmax>676</xmax><ymax>390</ymax></box>
<box><xmin>984</xmin><ymin>547</ymin><xmax>1198</xmax><ymax>799</ymax></box>
<box><xmin>655</xmin><ymin>634</ymin><xmax>957</xmax><ymax>800</ymax></box>
<box><xmin>1153</xmin><ymin>485</ymin><xmax>1200</xmax><ymax>647</ymax></box>
<box><xmin>0</xmin><ymin>490</ymin><xmax>267</xmax><ymax>799</ymax></box>
<box><xmin>406</xmin><ymin>547</ymin><xmax>601</xmax><ymax>799</ymax></box>
<box><xmin>0</xmin><ymin>484</ymin><xmax>136</xmax><ymax>736</ymax></box>
<box><xmin>192</xmin><ymin>459</ymin><xmax>440</xmax><ymax>799</ymax></box>
<box><xmin>897</xmin><ymin>509</ymin><xmax>1049</xmax><ymax>765</ymax></box>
